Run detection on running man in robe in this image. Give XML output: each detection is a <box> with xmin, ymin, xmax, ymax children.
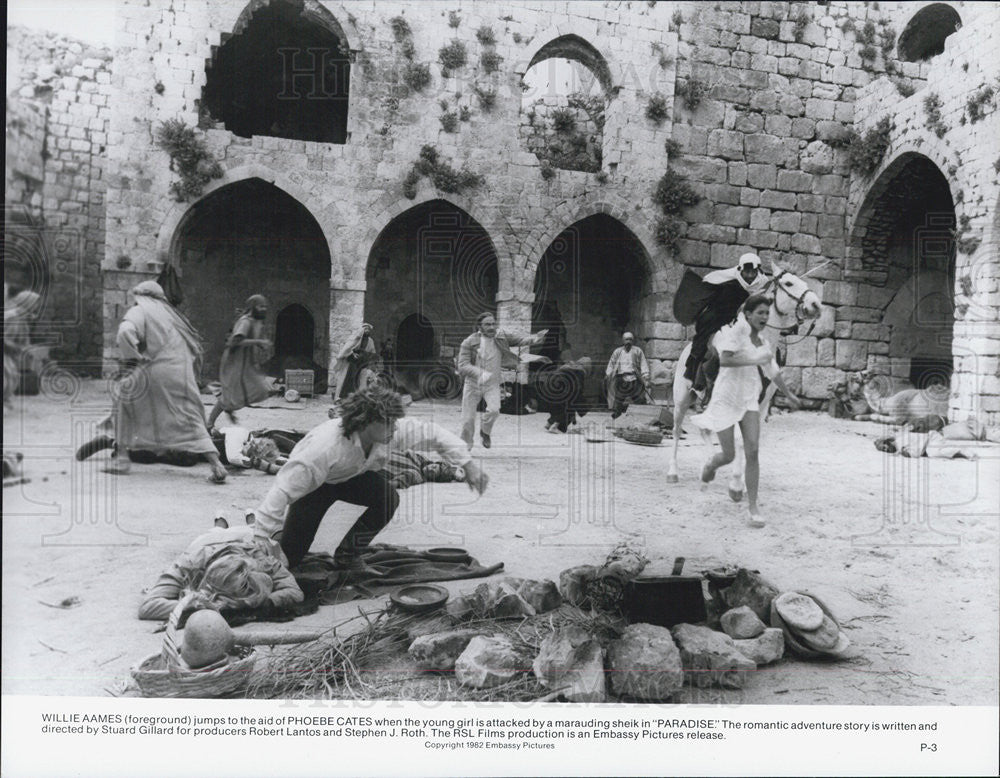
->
<box><xmin>674</xmin><ymin>252</ymin><xmax>770</xmax><ymax>394</ymax></box>
<box><xmin>332</xmin><ymin>323</ymin><xmax>377</xmax><ymax>399</ymax></box>
<box><xmin>207</xmin><ymin>295</ymin><xmax>272</xmax><ymax>430</ymax></box>
<box><xmin>110</xmin><ymin>281</ymin><xmax>228</xmax><ymax>482</ymax></box>
<box><xmin>605</xmin><ymin>333</ymin><xmax>650</xmax><ymax>419</ymax></box>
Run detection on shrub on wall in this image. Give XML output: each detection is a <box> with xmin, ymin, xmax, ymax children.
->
<box><xmin>403</xmin><ymin>145</ymin><xmax>483</xmax><ymax>199</ymax></box>
<box><xmin>825</xmin><ymin>116</ymin><xmax>893</xmax><ymax>177</ymax></box>
<box><xmin>676</xmin><ymin>78</ymin><xmax>708</xmax><ymax>110</ymax></box>
<box><xmin>645</xmin><ymin>93</ymin><xmax>669</xmax><ymax>124</ymax></box>
<box><xmin>651</xmin><ymin>168</ymin><xmax>701</xmax><ymax>253</ymax></box>
<box><xmin>155</xmin><ymin>119</ymin><xmax>223</xmax><ymax>202</ymax></box>
<box><xmin>439</xmin><ymin>40</ymin><xmax>468</xmax><ymax>75</ymax></box>
<box><xmin>923</xmin><ymin>93</ymin><xmax>948</xmax><ymax>138</ymax></box>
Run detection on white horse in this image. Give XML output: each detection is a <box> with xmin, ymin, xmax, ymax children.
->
<box><xmin>666</xmin><ymin>260</ymin><xmax>824</xmax><ymax>498</ymax></box>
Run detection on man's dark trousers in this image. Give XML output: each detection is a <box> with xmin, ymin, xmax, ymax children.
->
<box><xmin>280</xmin><ymin>470</ymin><xmax>399</xmax><ymax>568</ymax></box>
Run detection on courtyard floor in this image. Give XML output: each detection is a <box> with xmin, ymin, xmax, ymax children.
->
<box><xmin>2</xmin><ymin>380</ymin><xmax>998</xmax><ymax>705</ymax></box>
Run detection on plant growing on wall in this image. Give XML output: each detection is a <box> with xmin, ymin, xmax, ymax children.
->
<box><xmin>474</xmin><ymin>85</ymin><xmax>497</xmax><ymax>111</ymax></box>
<box><xmin>645</xmin><ymin>93</ymin><xmax>669</xmax><ymax>124</ymax></box>
<box><xmin>551</xmin><ymin>107</ymin><xmax>577</xmax><ymax>133</ymax></box>
<box><xmin>923</xmin><ymin>93</ymin><xmax>948</xmax><ymax>138</ymax></box>
<box><xmin>448</xmin><ymin>11</ymin><xmax>461</xmax><ymax>28</ymax></box>
<box><xmin>439</xmin><ymin>40</ymin><xmax>468</xmax><ymax>76</ymax></box>
<box><xmin>825</xmin><ymin>116</ymin><xmax>892</xmax><ymax>177</ymax></box>
<box><xmin>664</xmin><ymin>138</ymin><xmax>682</xmax><ymax>156</ymax></box>
<box><xmin>439</xmin><ymin>111</ymin><xmax>459</xmax><ymax>132</ymax></box>
<box><xmin>675</xmin><ymin>78</ymin><xmax>708</xmax><ymax>110</ymax></box>
<box><xmin>403</xmin><ymin>145</ymin><xmax>483</xmax><ymax>199</ymax></box>
<box><xmin>965</xmin><ymin>86</ymin><xmax>996</xmax><ymax>124</ymax></box>
<box><xmin>651</xmin><ymin>168</ymin><xmax>701</xmax><ymax>253</ymax></box>
<box><xmin>389</xmin><ymin>16</ymin><xmax>411</xmax><ymax>41</ymax></box>
<box><xmin>155</xmin><ymin>119</ymin><xmax>223</xmax><ymax>202</ymax></box>
<box><xmin>791</xmin><ymin>5</ymin><xmax>810</xmax><ymax>44</ymax></box>
<box><xmin>480</xmin><ymin>50</ymin><xmax>503</xmax><ymax>74</ymax></box>
<box><xmin>476</xmin><ymin>25</ymin><xmax>496</xmax><ymax>45</ymax></box>
<box><xmin>893</xmin><ymin>79</ymin><xmax>916</xmax><ymax>98</ymax></box>
<box><xmin>540</xmin><ymin>161</ymin><xmax>556</xmax><ymax>181</ymax></box>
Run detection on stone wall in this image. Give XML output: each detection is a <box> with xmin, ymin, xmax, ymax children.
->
<box><xmin>98</xmin><ymin>0</ymin><xmax>999</xmax><ymax>414</ymax></box>
<box><xmin>850</xmin><ymin>2</ymin><xmax>1000</xmax><ymax>423</ymax></box>
<box><xmin>5</xmin><ymin>26</ymin><xmax>113</xmax><ymax>370</ymax></box>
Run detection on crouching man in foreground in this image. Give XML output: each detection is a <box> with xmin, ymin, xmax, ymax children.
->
<box><xmin>253</xmin><ymin>386</ymin><xmax>489</xmax><ymax>569</ymax></box>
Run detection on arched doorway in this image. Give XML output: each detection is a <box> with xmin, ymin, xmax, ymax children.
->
<box><xmin>532</xmin><ymin>214</ymin><xmax>653</xmax><ymax>405</ymax></box>
<box><xmin>273</xmin><ymin>303</ymin><xmax>315</xmax><ymax>370</ymax></box>
<box><xmin>171</xmin><ymin>178</ymin><xmax>331</xmax><ymax>378</ymax></box>
<box><xmin>364</xmin><ymin>200</ymin><xmax>499</xmax><ymax>394</ymax></box>
<box><xmin>897</xmin><ymin>4</ymin><xmax>962</xmax><ymax>62</ymax></box>
<box><xmin>396</xmin><ymin>313</ymin><xmax>435</xmax><ymax>362</ymax></box>
<box><xmin>201</xmin><ymin>0</ymin><xmax>351</xmax><ymax>142</ymax></box>
<box><xmin>852</xmin><ymin>153</ymin><xmax>955</xmax><ymax>388</ymax></box>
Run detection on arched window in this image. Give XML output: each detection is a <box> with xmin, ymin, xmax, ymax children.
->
<box><xmin>202</xmin><ymin>0</ymin><xmax>351</xmax><ymax>143</ymax></box>
<box><xmin>897</xmin><ymin>4</ymin><xmax>962</xmax><ymax>62</ymax></box>
<box><xmin>520</xmin><ymin>36</ymin><xmax>612</xmax><ymax>173</ymax></box>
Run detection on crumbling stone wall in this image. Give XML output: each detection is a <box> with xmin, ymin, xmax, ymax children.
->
<box><xmin>850</xmin><ymin>2</ymin><xmax>1000</xmax><ymax>423</ymax></box>
<box><xmin>100</xmin><ymin>0</ymin><xmax>998</xmax><ymax>415</ymax></box>
<box><xmin>5</xmin><ymin>26</ymin><xmax>112</xmax><ymax>370</ymax></box>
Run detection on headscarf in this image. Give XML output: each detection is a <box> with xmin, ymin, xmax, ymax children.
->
<box><xmin>197</xmin><ymin>550</ymin><xmax>274</xmax><ymax>610</ymax></box>
<box><xmin>243</xmin><ymin>294</ymin><xmax>268</xmax><ymax>314</ymax></box>
<box><xmin>130</xmin><ymin>280</ymin><xmax>205</xmax><ymax>363</ymax></box>
<box><xmin>703</xmin><ymin>253</ymin><xmax>767</xmax><ymax>292</ymax></box>
<box><xmin>622</xmin><ymin>332</ymin><xmax>634</xmax><ymax>352</ymax></box>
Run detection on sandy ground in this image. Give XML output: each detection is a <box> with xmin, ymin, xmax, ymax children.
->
<box><xmin>3</xmin><ymin>379</ymin><xmax>998</xmax><ymax>705</ymax></box>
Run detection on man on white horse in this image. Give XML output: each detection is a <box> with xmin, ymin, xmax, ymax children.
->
<box><xmin>675</xmin><ymin>253</ymin><xmax>770</xmax><ymax>398</ymax></box>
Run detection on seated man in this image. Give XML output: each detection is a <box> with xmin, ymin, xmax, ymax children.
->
<box><xmin>138</xmin><ymin>525</ymin><xmax>303</xmax><ymax>620</ymax></box>
<box><xmin>252</xmin><ymin>386</ymin><xmax>489</xmax><ymax>570</ymax></box>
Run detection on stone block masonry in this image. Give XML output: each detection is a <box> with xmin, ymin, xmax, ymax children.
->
<box><xmin>6</xmin><ymin>26</ymin><xmax>113</xmax><ymax>369</ymax></box>
<box><xmin>8</xmin><ymin>0</ymin><xmax>989</xmax><ymax>420</ymax></box>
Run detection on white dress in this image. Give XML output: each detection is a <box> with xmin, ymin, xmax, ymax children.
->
<box><xmin>689</xmin><ymin>317</ymin><xmax>779</xmax><ymax>433</ymax></box>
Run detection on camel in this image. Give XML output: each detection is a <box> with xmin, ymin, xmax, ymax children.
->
<box><xmin>854</xmin><ymin>372</ymin><xmax>949</xmax><ymax>428</ymax></box>
<box><xmin>667</xmin><ymin>260</ymin><xmax>823</xmax><ymax>500</ymax></box>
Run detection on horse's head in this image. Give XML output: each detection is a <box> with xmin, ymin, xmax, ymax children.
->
<box><xmin>767</xmin><ymin>260</ymin><xmax>823</xmax><ymax>328</ymax></box>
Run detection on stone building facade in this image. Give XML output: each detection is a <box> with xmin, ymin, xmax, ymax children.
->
<box><xmin>5</xmin><ymin>26</ymin><xmax>113</xmax><ymax>370</ymax></box>
<box><xmin>19</xmin><ymin>0</ymin><xmax>998</xmax><ymax>420</ymax></box>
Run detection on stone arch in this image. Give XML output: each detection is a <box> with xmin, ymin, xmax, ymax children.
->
<box><xmin>229</xmin><ymin>0</ymin><xmax>357</xmax><ymax>52</ymax></box>
<box><xmin>848</xmin><ymin>145</ymin><xmax>967</xmax><ymax>257</ymax></box>
<box><xmin>897</xmin><ymin>3</ymin><xmax>962</xmax><ymax>62</ymax></box>
<box><xmin>357</xmin><ymin>190</ymin><xmax>516</xmax><ymax>298</ymax></box>
<box><xmin>521</xmin><ymin>198</ymin><xmax>666</xmax><ymax>289</ymax></box>
<box><xmin>157</xmin><ymin>164</ymin><xmax>340</xmax><ymax>276</ymax></box>
<box><xmin>848</xmin><ymin>151</ymin><xmax>957</xmax><ymax>389</ymax></box>
<box><xmin>527</xmin><ymin>205</ymin><xmax>673</xmax><ymax>369</ymax></box>
<box><xmin>163</xmin><ymin>175</ymin><xmax>333</xmax><ymax>377</ymax></box>
<box><xmin>202</xmin><ymin>0</ymin><xmax>354</xmax><ymax>144</ymax></box>
<box><xmin>516</xmin><ymin>29</ymin><xmax>622</xmax><ymax>91</ymax></box>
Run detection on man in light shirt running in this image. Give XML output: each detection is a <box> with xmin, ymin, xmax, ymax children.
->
<box><xmin>253</xmin><ymin>386</ymin><xmax>488</xmax><ymax>569</ymax></box>
<box><xmin>456</xmin><ymin>312</ymin><xmax>546</xmax><ymax>449</ymax></box>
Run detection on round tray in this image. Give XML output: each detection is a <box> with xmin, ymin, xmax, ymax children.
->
<box><xmin>390</xmin><ymin>584</ymin><xmax>450</xmax><ymax>613</ymax></box>
<box><xmin>425</xmin><ymin>547</ymin><xmax>470</xmax><ymax>563</ymax></box>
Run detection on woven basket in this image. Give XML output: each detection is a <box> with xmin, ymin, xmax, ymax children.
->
<box><xmin>615</xmin><ymin>426</ymin><xmax>664</xmax><ymax>446</ymax></box>
<box><xmin>131</xmin><ymin>596</ymin><xmax>256</xmax><ymax>698</ymax></box>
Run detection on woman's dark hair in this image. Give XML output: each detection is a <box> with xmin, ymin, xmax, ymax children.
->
<box><xmin>339</xmin><ymin>386</ymin><xmax>406</xmax><ymax>437</ymax></box>
<box><xmin>743</xmin><ymin>294</ymin><xmax>772</xmax><ymax>315</ymax></box>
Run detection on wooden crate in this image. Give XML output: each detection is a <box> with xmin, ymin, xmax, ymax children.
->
<box><xmin>285</xmin><ymin>369</ymin><xmax>315</xmax><ymax>397</ymax></box>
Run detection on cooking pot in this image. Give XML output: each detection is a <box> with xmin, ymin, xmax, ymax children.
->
<box><xmin>625</xmin><ymin>557</ymin><xmax>707</xmax><ymax>628</ymax></box>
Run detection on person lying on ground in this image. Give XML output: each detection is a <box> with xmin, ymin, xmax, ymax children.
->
<box><xmin>384</xmin><ymin>449</ymin><xmax>467</xmax><ymax>489</ymax></box>
<box><xmin>252</xmin><ymin>385</ymin><xmax>489</xmax><ymax>571</ymax></box>
<box><xmin>138</xmin><ymin>525</ymin><xmax>303</xmax><ymax>621</ymax></box>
